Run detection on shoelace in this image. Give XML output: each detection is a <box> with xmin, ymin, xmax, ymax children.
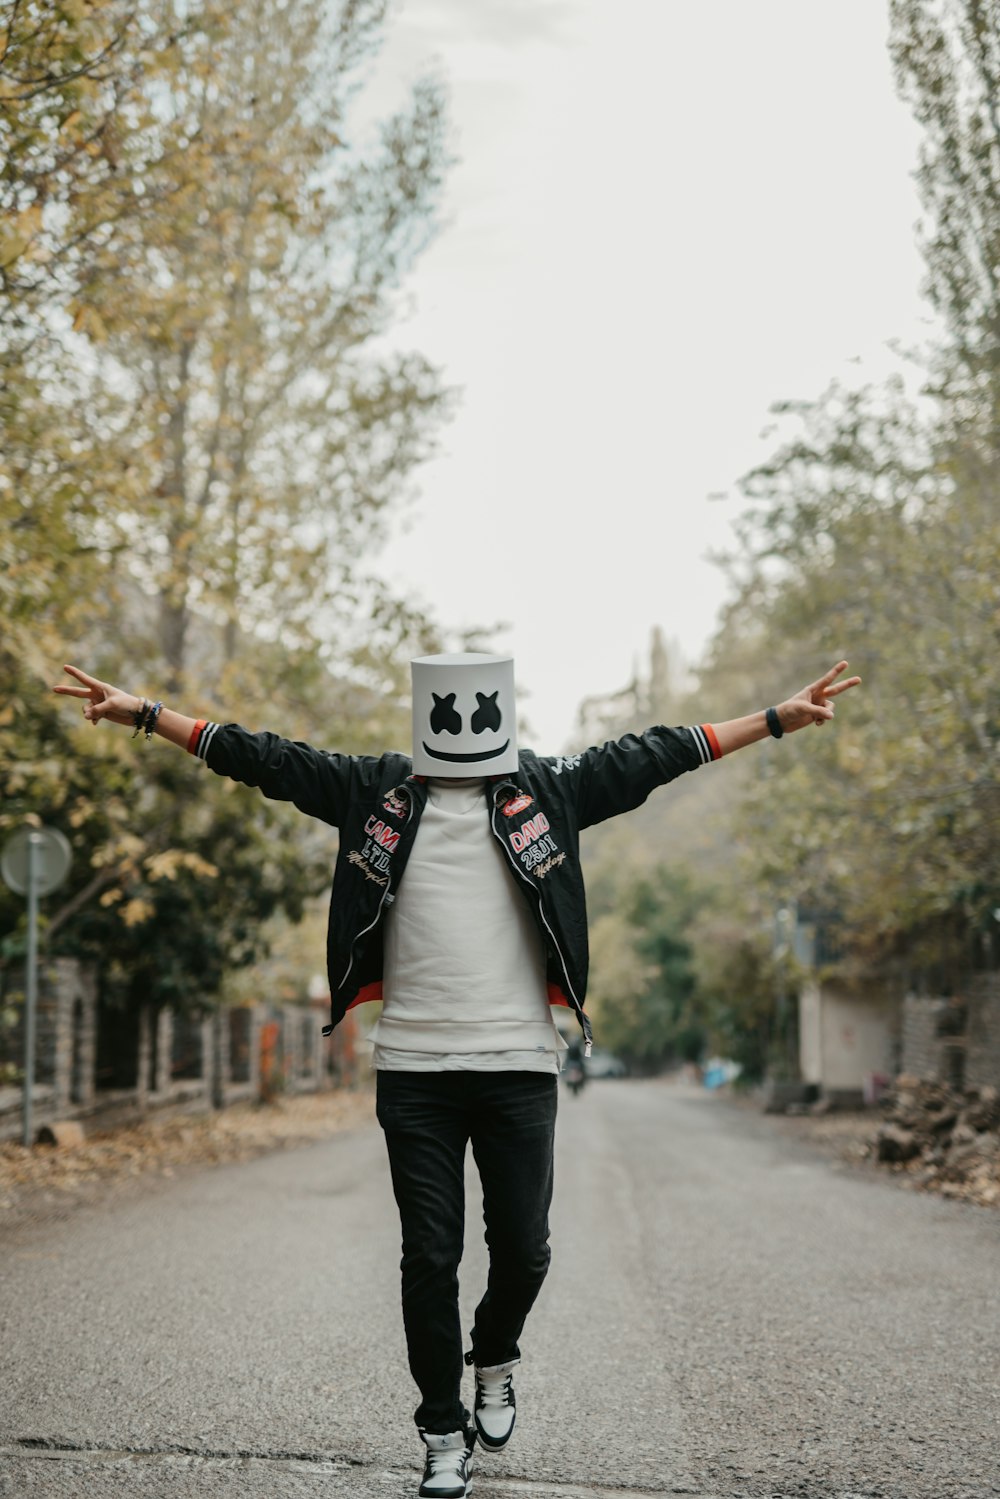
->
<box><xmin>426</xmin><ymin>1446</ymin><xmax>468</xmax><ymax>1476</ymax></box>
<box><xmin>476</xmin><ymin>1371</ymin><xmax>513</xmax><ymax>1410</ymax></box>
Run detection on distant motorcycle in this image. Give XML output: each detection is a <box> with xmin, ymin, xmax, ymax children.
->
<box><xmin>564</xmin><ymin>1046</ymin><xmax>586</xmax><ymax>1097</ymax></box>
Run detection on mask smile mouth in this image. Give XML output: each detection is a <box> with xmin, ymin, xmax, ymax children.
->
<box><xmin>422</xmin><ymin>740</ymin><xmax>510</xmax><ymax>763</ymax></box>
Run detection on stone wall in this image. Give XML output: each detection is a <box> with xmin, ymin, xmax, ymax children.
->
<box><xmin>900</xmin><ymin>978</ymin><xmax>1000</xmax><ymax>1091</ymax></box>
<box><xmin>0</xmin><ymin>959</ymin><xmax>360</xmax><ymax>1142</ymax></box>
<box><xmin>900</xmin><ymin>996</ymin><xmax>948</xmax><ymax>1083</ymax></box>
<box><xmin>966</xmin><ymin>975</ymin><xmax>1000</xmax><ymax>1090</ymax></box>
<box><xmin>0</xmin><ymin>959</ymin><xmax>97</xmax><ymax>1123</ymax></box>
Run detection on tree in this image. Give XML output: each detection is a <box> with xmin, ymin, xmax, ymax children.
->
<box><xmin>0</xmin><ymin>657</ymin><xmax>333</xmax><ymax>1020</ymax></box>
<box><xmin>0</xmin><ymin>0</ymin><xmax>163</xmax><ymax>331</ymax></box>
<box><xmin>699</xmin><ymin>367</ymin><xmax>999</xmax><ymax>971</ymax></box>
<box><xmin>61</xmin><ymin>0</ymin><xmax>449</xmax><ymax>694</ymax></box>
<box><xmin>697</xmin><ymin>0</ymin><xmax>1000</xmax><ymax>980</ymax></box>
<box><xmin>890</xmin><ymin>0</ymin><xmax>1000</xmax><ymax>405</ymax></box>
<box><xmin>588</xmin><ymin>866</ymin><xmax>707</xmax><ymax>1070</ymax></box>
<box><xmin>580</xmin><ymin>4</ymin><xmax>1000</xmax><ymax>1071</ymax></box>
<box><xmin>689</xmin><ymin>899</ymin><xmax>790</xmax><ymax>1084</ymax></box>
<box><xmin>1</xmin><ymin>0</ymin><xmax>452</xmax><ymax>1018</ymax></box>
<box><xmin>4</xmin><ymin>0</ymin><xmax>448</xmax><ymax>688</ymax></box>
<box><xmin>1</xmin><ymin>1</ymin><xmax>202</xmax><ymax>675</ymax></box>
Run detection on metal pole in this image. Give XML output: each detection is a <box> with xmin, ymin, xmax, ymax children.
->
<box><xmin>23</xmin><ymin>832</ymin><xmax>39</xmax><ymax>1148</ymax></box>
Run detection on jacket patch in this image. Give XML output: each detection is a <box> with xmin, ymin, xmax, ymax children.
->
<box><xmin>510</xmin><ymin>812</ymin><xmax>550</xmax><ymax>853</ymax></box>
<box><xmin>518</xmin><ymin>833</ymin><xmax>560</xmax><ymax>873</ymax></box>
<box><xmin>509</xmin><ymin>810</ymin><xmax>562</xmax><ymax>876</ymax></box>
<box><xmin>503</xmin><ymin>792</ymin><xmax>533</xmax><ymax>817</ymax></box>
<box><xmin>365</xmin><ymin>815</ymin><xmax>400</xmax><ymax>852</ymax></box>
<box><xmin>383</xmin><ymin>788</ymin><xmax>407</xmax><ymax>818</ymax></box>
<box><xmin>350</xmin><ymin>815</ymin><xmax>400</xmax><ymax>885</ymax></box>
<box><xmin>347</xmin><ymin>849</ymin><xmax>389</xmax><ymax>886</ymax></box>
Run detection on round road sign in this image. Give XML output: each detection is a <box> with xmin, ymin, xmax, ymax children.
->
<box><xmin>0</xmin><ymin>827</ymin><xmax>73</xmax><ymax>897</ymax></box>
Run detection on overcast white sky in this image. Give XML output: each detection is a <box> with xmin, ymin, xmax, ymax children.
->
<box><xmin>356</xmin><ymin>0</ymin><xmax>933</xmax><ymax>750</ymax></box>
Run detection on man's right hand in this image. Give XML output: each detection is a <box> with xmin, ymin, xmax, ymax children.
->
<box><xmin>53</xmin><ymin>665</ymin><xmax>142</xmax><ymax>727</ymax></box>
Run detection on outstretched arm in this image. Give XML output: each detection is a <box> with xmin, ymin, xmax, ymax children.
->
<box><xmin>52</xmin><ymin>666</ymin><xmax>199</xmax><ymax>751</ymax></box>
<box><xmin>709</xmin><ymin>659</ymin><xmax>862</xmax><ymax>757</ymax></box>
<box><xmin>52</xmin><ymin>664</ymin><xmax>355</xmax><ymax>827</ymax></box>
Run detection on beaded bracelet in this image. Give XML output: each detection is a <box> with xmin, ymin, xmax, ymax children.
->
<box><xmin>131</xmin><ymin>698</ymin><xmax>151</xmax><ymax>739</ymax></box>
<box><xmin>130</xmin><ymin>698</ymin><xmax>163</xmax><ymax>740</ymax></box>
<box><xmin>143</xmin><ymin>701</ymin><xmax>163</xmax><ymax>740</ymax></box>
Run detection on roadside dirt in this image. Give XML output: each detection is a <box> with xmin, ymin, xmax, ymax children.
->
<box><xmin>732</xmin><ymin>1090</ymin><xmax>1000</xmax><ymax>1208</ymax></box>
<box><xmin>0</xmin><ymin>1087</ymin><xmax>376</xmax><ymax>1230</ymax></box>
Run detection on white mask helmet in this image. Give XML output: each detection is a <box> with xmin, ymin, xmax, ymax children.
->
<box><xmin>411</xmin><ymin>652</ymin><xmax>518</xmax><ymax>777</ymax></box>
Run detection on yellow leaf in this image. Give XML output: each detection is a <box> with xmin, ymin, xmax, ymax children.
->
<box><xmin>0</xmin><ymin>230</ymin><xmax>29</xmax><ymax>270</ymax></box>
<box><xmin>19</xmin><ymin>205</ymin><xmax>43</xmax><ymax>237</ymax></box>
<box><xmin>121</xmin><ymin>898</ymin><xmax>154</xmax><ymax>928</ymax></box>
<box><xmin>70</xmin><ymin>304</ymin><xmax>108</xmax><ymax>342</ymax></box>
<box><xmin>146</xmin><ymin>849</ymin><xmax>219</xmax><ymax>882</ymax></box>
<box><xmin>0</xmin><ymin>205</ymin><xmax>43</xmax><ymax>266</ymax></box>
<box><xmin>68</xmin><ymin>799</ymin><xmax>94</xmax><ymax>828</ymax></box>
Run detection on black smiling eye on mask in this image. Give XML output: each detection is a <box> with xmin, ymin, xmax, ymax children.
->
<box><xmin>471</xmin><ymin>691</ymin><xmax>501</xmax><ymax>734</ymax></box>
<box><xmin>430</xmin><ymin>692</ymin><xmax>462</xmax><ymax>735</ymax></box>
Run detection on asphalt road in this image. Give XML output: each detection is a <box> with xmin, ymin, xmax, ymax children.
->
<box><xmin>1</xmin><ymin>1079</ymin><xmax>999</xmax><ymax>1499</ymax></box>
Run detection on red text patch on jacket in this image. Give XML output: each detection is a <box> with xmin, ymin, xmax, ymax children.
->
<box><xmin>510</xmin><ymin>812</ymin><xmax>550</xmax><ymax>853</ymax></box>
<box><xmin>364</xmin><ymin>815</ymin><xmax>400</xmax><ymax>852</ymax></box>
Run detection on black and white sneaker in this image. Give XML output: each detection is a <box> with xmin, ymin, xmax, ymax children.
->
<box><xmin>473</xmin><ymin>1358</ymin><xmax>518</xmax><ymax>1449</ymax></box>
<box><xmin>418</xmin><ymin>1429</ymin><xmax>475</xmax><ymax>1498</ymax></box>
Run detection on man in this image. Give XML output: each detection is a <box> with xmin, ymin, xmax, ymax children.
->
<box><xmin>54</xmin><ymin>652</ymin><xmax>860</xmax><ymax>1498</ymax></box>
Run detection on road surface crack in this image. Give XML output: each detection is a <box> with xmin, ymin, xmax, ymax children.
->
<box><xmin>8</xmin><ymin>1436</ymin><xmax>361</xmax><ymax>1466</ymax></box>
<box><xmin>4</xmin><ymin>1439</ymin><xmax>719</xmax><ymax>1495</ymax></box>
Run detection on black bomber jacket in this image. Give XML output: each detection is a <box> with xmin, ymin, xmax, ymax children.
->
<box><xmin>189</xmin><ymin>719</ymin><xmax>722</xmax><ymax>1050</ymax></box>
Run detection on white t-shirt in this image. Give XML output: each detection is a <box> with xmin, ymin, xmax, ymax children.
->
<box><xmin>369</xmin><ymin>778</ymin><xmax>565</xmax><ymax>1073</ymax></box>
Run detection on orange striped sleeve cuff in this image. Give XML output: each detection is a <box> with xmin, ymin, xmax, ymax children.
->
<box><xmin>690</xmin><ymin>723</ymin><xmax>723</xmax><ymax>763</ymax></box>
<box><xmin>188</xmin><ymin>720</ymin><xmax>220</xmax><ymax>758</ymax></box>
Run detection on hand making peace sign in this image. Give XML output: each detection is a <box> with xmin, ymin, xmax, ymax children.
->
<box><xmin>776</xmin><ymin>660</ymin><xmax>862</xmax><ymax>733</ymax></box>
<box><xmin>52</xmin><ymin>665</ymin><xmax>142</xmax><ymax>727</ymax></box>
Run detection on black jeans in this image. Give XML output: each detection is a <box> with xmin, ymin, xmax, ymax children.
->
<box><xmin>376</xmin><ymin>1069</ymin><xmax>558</xmax><ymax>1434</ymax></box>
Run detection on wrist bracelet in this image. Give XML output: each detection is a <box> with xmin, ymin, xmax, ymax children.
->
<box><xmin>131</xmin><ymin>698</ymin><xmax>150</xmax><ymax>738</ymax></box>
<box><xmin>143</xmin><ymin>701</ymin><xmax>163</xmax><ymax>740</ymax></box>
<box><xmin>766</xmin><ymin>706</ymin><xmax>784</xmax><ymax>739</ymax></box>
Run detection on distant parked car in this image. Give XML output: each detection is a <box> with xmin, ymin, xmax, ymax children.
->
<box><xmin>584</xmin><ymin>1047</ymin><xmax>628</xmax><ymax>1079</ymax></box>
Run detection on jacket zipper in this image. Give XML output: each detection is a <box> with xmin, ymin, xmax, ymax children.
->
<box><xmin>490</xmin><ymin>787</ymin><xmax>593</xmax><ymax>1057</ymax></box>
